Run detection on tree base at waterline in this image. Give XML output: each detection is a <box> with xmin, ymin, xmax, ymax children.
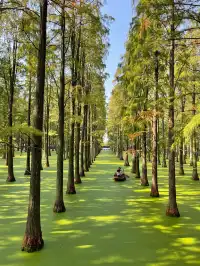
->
<box><xmin>162</xmin><ymin>161</ymin><xmax>167</xmax><ymax>168</ymax></box>
<box><xmin>135</xmin><ymin>173</ymin><xmax>140</xmax><ymax>179</ymax></box>
<box><xmin>124</xmin><ymin>161</ymin><xmax>130</xmax><ymax>166</ymax></box>
<box><xmin>150</xmin><ymin>192</ymin><xmax>159</xmax><ymax>197</ymax></box>
<box><xmin>66</xmin><ymin>184</ymin><xmax>76</xmax><ymax>194</ymax></box>
<box><xmin>79</xmin><ymin>170</ymin><xmax>85</xmax><ymax>177</ymax></box>
<box><xmin>53</xmin><ymin>200</ymin><xmax>66</xmax><ymax>213</ymax></box>
<box><xmin>141</xmin><ymin>180</ymin><xmax>149</xmax><ymax>186</ymax></box>
<box><xmin>75</xmin><ymin>178</ymin><xmax>82</xmax><ymax>184</ymax></box>
<box><xmin>166</xmin><ymin>207</ymin><xmax>180</xmax><ymax>217</ymax></box>
<box><xmin>150</xmin><ymin>186</ymin><xmax>159</xmax><ymax>197</ymax></box>
<box><xmin>7</xmin><ymin>175</ymin><xmax>16</xmax><ymax>182</ymax></box>
<box><xmin>21</xmin><ymin>234</ymin><xmax>44</xmax><ymax>253</ymax></box>
<box><xmin>24</xmin><ymin>169</ymin><xmax>31</xmax><ymax>176</ymax></box>
<box><xmin>179</xmin><ymin>168</ymin><xmax>184</xmax><ymax>175</ymax></box>
<box><xmin>192</xmin><ymin>172</ymin><xmax>199</xmax><ymax>181</ymax></box>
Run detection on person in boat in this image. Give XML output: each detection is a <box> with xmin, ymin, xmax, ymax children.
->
<box><xmin>116</xmin><ymin>167</ymin><xmax>123</xmax><ymax>177</ymax></box>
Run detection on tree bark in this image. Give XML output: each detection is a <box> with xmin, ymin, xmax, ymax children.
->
<box><xmin>53</xmin><ymin>1</ymin><xmax>66</xmax><ymax>212</ymax></box>
<box><xmin>66</xmin><ymin>12</ymin><xmax>77</xmax><ymax>194</ymax></box>
<box><xmin>189</xmin><ymin>139</ymin><xmax>193</xmax><ymax>166</ymax></box>
<box><xmin>166</xmin><ymin>5</ymin><xmax>180</xmax><ymax>217</ymax></box>
<box><xmin>131</xmin><ymin>143</ymin><xmax>136</xmax><ymax>173</ymax></box>
<box><xmin>179</xmin><ymin>96</ymin><xmax>185</xmax><ymax>175</ymax></box>
<box><xmin>67</xmin><ymin>91</ymin><xmax>76</xmax><ymax>194</ymax></box>
<box><xmin>7</xmin><ymin>39</ymin><xmax>17</xmax><ymax>182</ymax></box>
<box><xmin>80</xmin><ymin>120</ymin><xmax>85</xmax><ymax>177</ymax></box>
<box><xmin>135</xmin><ymin>148</ymin><xmax>140</xmax><ymax>179</ymax></box>
<box><xmin>24</xmin><ymin>73</ymin><xmax>32</xmax><ymax>176</ymax></box>
<box><xmin>22</xmin><ymin>0</ymin><xmax>47</xmax><ymax>252</ymax></box>
<box><xmin>124</xmin><ymin>152</ymin><xmax>130</xmax><ymax>166</ymax></box>
<box><xmin>87</xmin><ymin>106</ymin><xmax>92</xmax><ymax>167</ymax></box>
<box><xmin>45</xmin><ymin>84</ymin><xmax>50</xmax><ymax>168</ymax></box>
<box><xmin>162</xmin><ymin>118</ymin><xmax>167</xmax><ymax>167</ymax></box>
<box><xmin>183</xmin><ymin>144</ymin><xmax>187</xmax><ymax>164</ymax></box>
<box><xmin>84</xmin><ymin>104</ymin><xmax>89</xmax><ymax>172</ymax></box>
<box><xmin>157</xmin><ymin>119</ymin><xmax>161</xmax><ymax>165</ymax></box>
<box><xmin>75</xmin><ymin>85</ymin><xmax>82</xmax><ymax>184</ymax></box>
<box><xmin>147</xmin><ymin>125</ymin><xmax>151</xmax><ymax>162</ymax></box>
<box><xmin>75</xmin><ymin>117</ymin><xmax>81</xmax><ymax>183</ymax></box>
<box><xmin>151</xmin><ymin>51</ymin><xmax>159</xmax><ymax>197</ymax></box>
<box><xmin>192</xmin><ymin>90</ymin><xmax>199</xmax><ymax>181</ymax></box>
<box><xmin>48</xmin><ymin>136</ymin><xmax>51</xmax><ymax>156</ymax></box>
<box><xmin>141</xmin><ymin>127</ymin><xmax>149</xmax><ymax>186</ymax></box>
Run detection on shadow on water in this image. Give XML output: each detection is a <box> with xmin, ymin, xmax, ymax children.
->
<box><xmin>0</xmin><ymin>151</ymin><xmax>200</xmax><ymax>265</ymax></box>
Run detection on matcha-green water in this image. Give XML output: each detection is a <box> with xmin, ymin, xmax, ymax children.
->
<box><xmin>0</xmin><ymin>151</ymin><xmax>200</xmax><ymax>266</ymax></box>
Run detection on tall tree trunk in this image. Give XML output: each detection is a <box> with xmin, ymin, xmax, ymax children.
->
<box><xmin>90</xmin><ymin>107</ymin><xmax>94</xmax><ymax>164</ymax></box>
<box><xmin>166</xmin><ymin>5</ymin><xmax>180</xmax><ymax>217</ymax></box>
<box><xmin>75</xmin><ymin>118</ymin><xmax>81</xmax><ymax>183</ymax></box>
<box><xmin>151</xmin><ymin>51</ymin><xmax>159</xmax><ymax>197</ymax></box>
<box><xmin>135</xmin><ymin>141</ymin><xmax>140</xmax><ymax>179</ymax></box>
<box><xmin>176</xmin><ymin>147</ymin><xmax>179</xmax><ymax>162</ymax></box>
<box><xmin>148</xmin><ymin>125</ymin><xmax>151</xmax><ymax>162</ymax></box>
<box><xmin>24</xmin><ymin>73</ymin><xmax>32</xmax><ymax>176</ymax></box>
<box><xmin>67</xmin><ymin>10</ymin><xmax>77</xmax><ymax>194</ymax></box>
<box><xmin>192</xmin><ymin>90</ymin><xmax>199</xmax><ymax>181</ymax></box>
<box><xmin>131</xmin><ymin>142</ymin><xmax>136</xmax><ymax>173</ymax></box>
<box><xmin>80</xmin><ymin>120</ymin><xmax>85</xmax><ymax>177</ymax></box>
<box><xmin>189</xmin><ymin>139</ymin><xmax>193</xmax><ymax>166</ymax></box>
<box><xmin>84</xmin><ymin>104</ymin><xmax>89</xmax><ymax>172</ymax></box>
<box><xmin>7</xmin><ymin>39</ymin><xmax>17</xmax><ymax>182</ymax></box>
<box><xmin>126</xmin><ymin>137</ymin><xmax>129</xmax><ymax>151</ymax></box>
<box><xmin>179</xmin><ymin>96</ymin><xmax>185</xmax><ymax>175</ymax></box>
<box><xmin>162</xmin><ymin>118</ymin><xmax>167</xmax><ymax>167</ymax></box>
<box><xmin>141</xmin><ymin>88</ymin><xmax>149</xmax><ymax>186</ymax></box>
<box><xmin>157</xmin><ymin>119</ymin><xmax>161</xmax><ymax>165</ymax></box>
<box><xmin>45</xmin><ymin>83</ymin><xmax>50</xmax><ymax>167</ymax></box>
<box><xmin>79</xmin><ymin>51</ymin><xmax>85</xmax><ymax>176</ymax></box>
<box><xmin>74</xmin><ymin>16</ymin><xmax>82</xmax><ymax>182</ymax></box>
<box><xmin>141</xmin><ymin>127</ymin><xmax>149</xmax><ymax>186</ymax></box>
<box><xmin>87</xmin><ymin>106</ymin><xmax>92</xmax><ymax>167</ymax></box>
<box><xmin>63</xmin><ymin>137</ymin><xmax>67</xmax><ymax>160</ymax></box>
<box><xmin>53</xmin><ymin>1</ymin><xmax>66</xmax><ymax>212</ymax></box>
<box><xmin>22</xmin><ymin>0</ymin><xmax>47</xmax><ymax>252</ymax></box>
<box><xmin>67</xmin><ymin>90</ymin><xmax>76</xmax><ymax>193</ymax></box>
<box><xmin>183</xmin><ymin>144</ymin><xmax>187</xmax><ymax>164</ymax></box>
<box><xmin>93</xmin><ymin>105</ymin><xmax>97</xmax><ymax>161</ymax></box>
<box><xmin>48</xmin><ymin>135</ymin><xmax>51</xmax><ymax>156</ymax></box>
<box><xmin>74</xmin><ymin>88</ymin><xmax>82</xmax><ymax>183</ymax></box>
<box><xmin>124</xmin><ymin>152</ymin><xmax>130</xmax><ymax>166</ymax></box>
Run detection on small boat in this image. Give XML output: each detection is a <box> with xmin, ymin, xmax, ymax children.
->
<box><xmin>113</xmin><ymin>174</ymin><xmax>126</xmax><ymax>182</ymax></box>
<box><xmin>113</xmin><ymin>167</ymin><xmax>129</xmax><ymax>182</ymax></box>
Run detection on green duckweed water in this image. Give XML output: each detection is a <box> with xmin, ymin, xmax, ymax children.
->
<box><xmin>1</xmin><ymin>151</ymin><xmax>200</xmax><ymax>266</ymax></box>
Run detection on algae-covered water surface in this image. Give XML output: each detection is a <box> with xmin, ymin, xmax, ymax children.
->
<box><xmin>1</xmin><ymin>151</ymin><xmax>200</xmax><ymax>266</ymax></box>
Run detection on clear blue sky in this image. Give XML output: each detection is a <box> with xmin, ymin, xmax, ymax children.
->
<box><xmin>102</xmin><ymin>0</ymin><xmax>133</xmax><ymax>101</ymax></box>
